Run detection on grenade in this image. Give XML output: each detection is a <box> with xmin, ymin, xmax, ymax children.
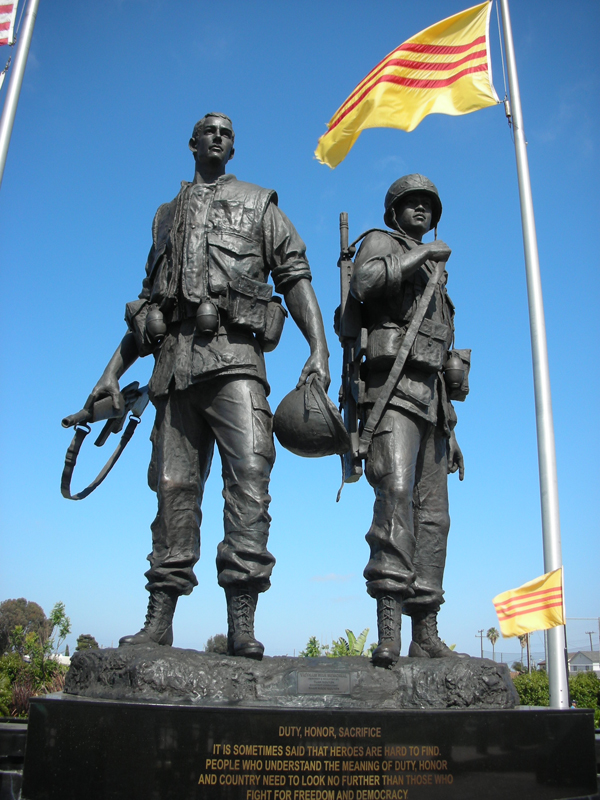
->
<box><xmin>145</xmin><ymin>306</ymin><xmax>167</xmax><ymax>343</ymax></box>
<box><xmin>196</xmin><ymin>300</ymin><xmax>219</xmax><ymax>334</ymax></box>
<box><xmin>444</xmin><ymin>350</ymin><xmax>465</xmax><ymax>391</ymax></box>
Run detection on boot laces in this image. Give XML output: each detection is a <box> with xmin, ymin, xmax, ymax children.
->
<box><xmin>233</xmin><ymin>594</ymin><xmax>255</xmax><ymax>635</ymax></box>
<box><xmin>143</xmin><ymin>592</ymin><xmax>172</xmax><ymax>630</ymax></box>
<box><xmin>424</xmin><ymin>614</ymin><xmax>442</xmax><ymax>644</ymax></box>
<box><xmin>378</xmin><ymin>596</ymin><xmax>397</xmax><ymax>640</ymax></box>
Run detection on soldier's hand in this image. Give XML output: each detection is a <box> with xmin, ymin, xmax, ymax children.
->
<box><xmin>297</xmin><ymin>350</ymin><xmax>331</xmax><ymax>391</ymax></box>
<box><xmin>85</xmin><ymin>372</ymin><xmax>124</xmax><ymax>414</ymax></box>
<box><xmin>447</xmin><ymin>431</ymin><xmax>464</xmax><ymax>481</ymax></box>
<box><xmin>426</xmin><ymin>240</ymin><xmax>452</xmax><ymax>262</ymax></box>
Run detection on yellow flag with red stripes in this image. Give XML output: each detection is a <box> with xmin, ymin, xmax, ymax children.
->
<box><xmin>493</xmin><ymin>568</ymin><xmax>565</xmax><ymax>638</ymax></box>
<box><xmin>315</xmin><ymin>2</ymin><xmax>499</xmax><ymax>168</ymax></box>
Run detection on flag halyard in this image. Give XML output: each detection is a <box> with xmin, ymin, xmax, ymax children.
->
<box><xmin>493</xmin><ymin>568</ymin><xmax>566</xmax><ymax>638</ymax></box>
<box><xmin>316</xmin><ymin>2</ymin><xmax>499</xmax><ymax>168</ymax></box>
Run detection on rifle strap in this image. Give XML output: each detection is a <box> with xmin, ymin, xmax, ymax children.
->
<box><xmin>357</xmin><ymin>259</ymin><xmax>447</xmax><ymax>459</ymax></box>
<box><xmin>60</xmin><ymin>416</ymin><xmax>141</xmax><ymax>501</ymax></box>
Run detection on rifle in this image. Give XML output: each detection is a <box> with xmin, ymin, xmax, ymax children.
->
<box><xmin>337</xmin><ymin>212</ymin><xmax>366</xmax><ymax>492</ymax></box>
<box><xmin>61</xmin><ymin>381</ymin><xmax>150</xmax><ymax>500</ymax></box>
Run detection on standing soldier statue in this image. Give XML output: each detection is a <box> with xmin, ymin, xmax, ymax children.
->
<box><xmin>339</xmin><ymin>174</ymin><xmax>470</xmax><ymax>668</ymax></box>
<box><xmin>70</xmin><ymin>113</ymin><xmax>330</xmax><ymax>660</ymax></box>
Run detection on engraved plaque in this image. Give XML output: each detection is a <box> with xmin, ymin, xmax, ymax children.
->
<box><xmin>297</xmin><ymin>671</ymin><xmax>351</xmax><ymax>695</ymax></box>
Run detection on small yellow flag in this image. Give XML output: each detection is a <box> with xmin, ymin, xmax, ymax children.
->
<box><xmin>315</xmin><ymin>2</ymin><xmax>499</xmax><ymax>168</ymax></box>
<box><xmin>493</xmin><ymin>568</ymin><xmax>566</xmax><ymax>638</ymax></box>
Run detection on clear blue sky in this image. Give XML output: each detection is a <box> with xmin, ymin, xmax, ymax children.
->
<box><xmin>1</xmin><ymin>0</ymin><xmax>598</xmax><ymax>660</ymax></box>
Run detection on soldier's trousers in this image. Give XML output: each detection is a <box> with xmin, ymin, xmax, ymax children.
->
<box><xmin>144</xmin><ymin>375</ymin><xmax>276</xmax><ymax>596</ymax></box>
<box><xmin>364</xmin><ymin>406</ymin><xmax>450</xmax><ymax>614</ymax></box>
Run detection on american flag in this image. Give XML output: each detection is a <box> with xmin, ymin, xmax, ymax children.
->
<box><xmin>0</xmin><ymin>1</ymin><xmax>18</xmax><ymax>47</ymax></box>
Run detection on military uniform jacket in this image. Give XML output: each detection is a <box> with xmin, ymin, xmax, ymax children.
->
<box><xmin>352</xmin><ymin>228</ymin><xmax>457</xmax><ymax>434</ymax></box>
<box><xmin>125</xmin><ymin>174</ymin><xmax>311</xmax><ymax>398</ymax></box>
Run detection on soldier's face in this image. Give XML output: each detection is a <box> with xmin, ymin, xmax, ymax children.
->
<box><xmin>191</xmin><ymin>116</ymin><xmax>235</xmax><ymax>167</ymax></box>
<box><xmin>393</xmin><ymin>193</ymin><xmax>433</xmax><ymax>238</ymax></box>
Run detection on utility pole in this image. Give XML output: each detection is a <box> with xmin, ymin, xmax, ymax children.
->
<box><xmin>476</xmin><ymin>630</ymin><xmax>484</xmax><ymax>659</ymax></box>
<box><xmin>585</xmin><ymin>632</ymin><xmax>594</xmax><ymax>652</ymax></box>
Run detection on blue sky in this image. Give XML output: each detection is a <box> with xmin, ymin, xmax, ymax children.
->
<box><xmin>0</xmin><ymin>0</ymin><xmax>598</xmax><ymax>660</ymax></box>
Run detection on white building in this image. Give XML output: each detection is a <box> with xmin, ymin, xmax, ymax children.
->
<box><xmin>568</xmin><ymin>650</ymin><xmax>599</xmax><ymax>676</ymax></box>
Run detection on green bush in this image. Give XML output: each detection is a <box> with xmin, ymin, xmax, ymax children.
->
<box><xmin>513</xmin><ymin>669</ymin><xmax>600</xmax><ymax>725</ymax></box>
<box><xmin>570</xmin><ymin>672</ymin><xmax>600</xmax><ymax>726</ymax></box>
<box><xmin>513</xmin><ymin>670</ymin><xmax>550</xmax><ymax>707</ymax></box>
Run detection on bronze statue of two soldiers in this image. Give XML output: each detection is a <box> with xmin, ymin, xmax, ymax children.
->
<box><xmin>72</xmin><ymin>113</ymin><xmax>469</xmax><ymax>667</ymax></box>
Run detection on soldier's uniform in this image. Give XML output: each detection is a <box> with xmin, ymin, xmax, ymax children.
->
<box><xmin>350</xmin><ymin>174</ymin><xmax>467</xmax><ymax>665</ymax></box>
<box><xmin>123</xmin><ymin>174</ymin><xmax>312</xmax><ymax>652</ymax></box>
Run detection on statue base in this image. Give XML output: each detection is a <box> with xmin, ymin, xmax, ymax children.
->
<box><xmin>63</xmin><ymin>645</ymin><xmax>519</xmax><ymax>709</ymax></box>
<box><xmin>22</xmin><ymin>691</ymin><xmax>597</xmax><ymax>799</ymax></box>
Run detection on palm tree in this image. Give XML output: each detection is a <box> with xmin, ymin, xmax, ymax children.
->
<box><xmin>518</xmin><ymin>634</ymin><xmax>527</xmax><ymax>666</ymax></box>
<box><xmin>487</xmin><ymin>627</ymin><xmax>500</xmax><ymax>661</ymax></box>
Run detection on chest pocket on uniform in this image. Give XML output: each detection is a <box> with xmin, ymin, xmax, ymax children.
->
<box><xmin>207</xmin><ymin>232</ymin><xmax>265</xmax><ymax>295</ymax></box>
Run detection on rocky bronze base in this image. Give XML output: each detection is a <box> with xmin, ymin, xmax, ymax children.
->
<box><xmin>64</xmin><ymin>645</ymin><xmax>519</xmax><ymax>709</ymax></box>
<box><xmin>22</xmin><ymin>693</ymin><xmax>598</xmax><ymax>800</ymax></box>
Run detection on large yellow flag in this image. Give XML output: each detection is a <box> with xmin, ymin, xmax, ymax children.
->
<box><xmin>315</xmin><ymin>2</ymin><xmax>499</xmax><ymax>168</ymax></box>
<box><xmin>493</xmin><ymin>568</ymin><xmax>566</xmax><ymax>638</ymax></box>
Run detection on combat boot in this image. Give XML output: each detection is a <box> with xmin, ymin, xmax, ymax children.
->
<box><xmin>225</xmin><ymin>587</ymin><xmax>264</xmax><ymax>660</ymax></box>
<box><xmin>119</xmin><ymin>589</ymin><xmax>178</xmax><ymax>647</ymax></box>
<box><xmin>408</xmin><ymin>611</ymin><xmax>468</xmax><ymax>658</ymax></box>
<box><xmin>371</xmin><ymin>594</ymin><xmax>402</xmax><ymax>668</ymax></box>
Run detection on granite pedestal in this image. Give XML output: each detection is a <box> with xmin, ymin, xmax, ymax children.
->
<box><xmin>21</xmin><ymin>649</ymin><xmax>598</xmax><ymax>800</ymax></box>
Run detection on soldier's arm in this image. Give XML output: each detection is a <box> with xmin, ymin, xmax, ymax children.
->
<box><xmin>351</xmin><ymin>232</ymin><xmax>451</xmax><ymax>301</ymax></box>
<box><xmin>86</xmin><ymin>332</ymin><xmax>140</xmax><ymax>411</ymax></box>
<box><xmin>282</xmin><ymin>278</ymin><xmax>330</xmax><ymax>390</ymax></box>
<box><xmin>264</xmin><ymin>202</ymin><xmax>330</xmax><ymax>390</ymax></box>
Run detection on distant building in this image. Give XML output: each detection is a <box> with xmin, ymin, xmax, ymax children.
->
<box><xmin>567</xmin><ymin>651</ymin><xmax>599</xmax><ymax>676</ymax></box>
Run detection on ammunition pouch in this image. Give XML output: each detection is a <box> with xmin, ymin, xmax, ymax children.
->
<box><xmin>366</xmin><ymin>318</ymin><xmax>453</xmax><ymax>373</ymax></box>
<box><xmin>258</xmin><ymin>296</ymin><xmax>288</xmax><ymax>352</ymax></box>
<box><xmin>226</xmin><ymin>276</ymin><xmax>287</xmax><ymax>351</ymax></box>
<box><xmin>446</xmin><ymin>348</ymin><xmax>471</xmax><ymax>401</ymax></box>
<box><xmin>227</xmin><ymin>275</ymin><xmax>272</xmax><ymax>334</ymax></box>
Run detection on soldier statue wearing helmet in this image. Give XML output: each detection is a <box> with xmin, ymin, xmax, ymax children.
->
<box><xmin>350</xmin><ymin>173</ymin><xmax>468</xmax><ymax>668</ymax></box>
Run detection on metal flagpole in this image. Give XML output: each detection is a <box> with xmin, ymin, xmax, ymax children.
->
<box><xmin>498</xmin><ymin>0</ymin><xmax>569</xmax><ymax>709</ymax></box>
<box><xmin>0</xmin><ymin>0</ymin><xmax>41</xmax><ymax>189</ymax></box>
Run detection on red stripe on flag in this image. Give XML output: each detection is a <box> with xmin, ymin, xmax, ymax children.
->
<box><xmin>398</xmin><ymin>36</ymin><xmax>486</xmax><ymax>56</ymax></box>
<box><xmin>0</xmin><ymin>5</ymin><xmax>16</xmax><ymax>14</ymax></box>
<box><xmin>496</xmin><ymin>587</ymin><xmax>562</xmax><ymax>612</ymax></box>
<box><xmin>385</xmin><ymin>50</ymin><xmax>488</xmax><ymax>73</ymax></box>
<box><xmin>0</xmin><ymin>21</ymin><xmax>12</xmax><ymax>31</ymax></box>
<box><xmin>328</xmin><ymin>65</ymin><xmax>489</xmax><ymax>134</ymax></box>
<box><xmin>335</xmin><ymin>36</ymin><xmax>488</xmax><ymax>123</ymax></box>
<box><xmin>496</xmin><ymin>599</ymin><xmax>564</xmax><ymax>621</ymax></box>
<box><xmin>333</xmin><ymin>49</ymin><xmax>487</xmax><ymax>124</ymax></box>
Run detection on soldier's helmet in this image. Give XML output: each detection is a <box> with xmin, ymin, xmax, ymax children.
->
<box><xmin>384</xmin><ymin>174</ymin><xmax>442</xmax><ymax>231</ymax></box>
<box><xmin>274</xmin><ymin>377</ymin><xmax>350</xmax><ymax>458</ymax></box>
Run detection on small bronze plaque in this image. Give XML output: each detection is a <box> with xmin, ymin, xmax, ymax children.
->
<box><xmin>297</xmin><ymin>671</ymin><xmax>351</xmax><ymax>695</ymax></box>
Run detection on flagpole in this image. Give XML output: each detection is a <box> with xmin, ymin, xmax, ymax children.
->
<box><xmin>0</xmin><ymin>0</ymin><xmax>40</xmax><ymax>189</ymax></box>
<box><xmin>498</xmin><ymin>0</ymin><xmax>568</xmax><ymax>709</ymax></box>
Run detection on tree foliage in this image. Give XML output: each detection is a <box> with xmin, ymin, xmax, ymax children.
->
<box><xmin>300</xmin><ymin>629</ymin><xmax>376</xmax><ymax>659</ymax></box>
<box><xmin>0</xmin><ymin>599</ymin><xmax>47</xmax><ymax>655</ymax></box>
<box><xmin>75</xmin><ymin>634</ymin><xmax>99</xmax><ymax>651</ymax></box>
<box><xmin>205</xmin><ymin>634</ymin><xmax>228</xmax><ymax>655</ymax></box>
<box><xmin>299</xmin><ymin>636</ymin><xmax>324</xmax><ymax>657</ymax></box>
<box><xmin>486</xmin><ymin>627</ymin><xmax>499</xmax><ymax>660</ymax></box>
<box><xmin>0</xmin><ymin>600</ymin><xmax>71</xmax><ymax>717</ymax></box>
